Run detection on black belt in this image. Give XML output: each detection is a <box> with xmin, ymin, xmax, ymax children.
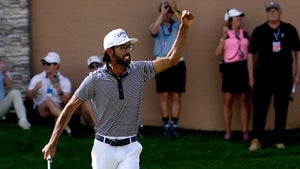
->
<box><xmin>95</xmin><ymin>135</ymin><xmax>137</xmax><ymax>146</ymax></box>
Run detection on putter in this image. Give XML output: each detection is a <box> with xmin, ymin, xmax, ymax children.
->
<box><xmin>290</xmin><ymin>83</ymin><xmax>297</xmax><ymax>102</ymax></box>
<box><xmin>47</xmin><ymin>155</ymin><xmax>51</xmax><ymax>169</ymax></box>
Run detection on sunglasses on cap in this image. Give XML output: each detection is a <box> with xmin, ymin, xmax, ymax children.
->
<box><xmin>89</xmin><ymin>62</ymin><xmax>102</xmax><ymax>69</ymax></box>
<box><xmin>41</xmin><ymin>61</ymin><xmax>57</xmax><ymax>66</ymax></box>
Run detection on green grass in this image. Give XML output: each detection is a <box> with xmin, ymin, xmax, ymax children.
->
<box><xmin>1</xmin><ymin>119</ymin><xmax>300</xmax><ymax>169</ymax></box>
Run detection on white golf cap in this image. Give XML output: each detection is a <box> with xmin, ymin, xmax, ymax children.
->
<box><xmin>87</xmin><ymin>56</ymin><xmax>102</xmax><ymax>66</ymax></box>
<box><xmin>224</xmin><ymin>9</ymin><xmax>245</xmax><ymax>22</ymax></box>
<box><xmin>103</xmin><ymin>28</ymin><xmax>138</xmax><ymax>50</ymax></box>
<box><xmin>41</xmin><ymin>52</ymin><xmax>60</xmax><ymax>63</ymax></box>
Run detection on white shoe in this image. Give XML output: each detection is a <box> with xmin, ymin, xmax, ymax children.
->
<box><xmin>18</xmin><ymin>117</ymin><xmax>31</xmax><ymax>130</ymax></box>
<box><xmin>80</xmin><ymin>116</ymin><xmax>87</xmax><ymax>126</ymax></box>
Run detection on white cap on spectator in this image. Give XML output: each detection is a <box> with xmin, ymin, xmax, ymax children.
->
<box><xmin>224</xmin><ymin>9</ymin><xmax>245</xmax><ymax>22</ymax></box>
<box><xmin>87</xmin><ymin>56</ymin><xmax>102</xmax><ymax>66</ymax></box>
<box><xmin>41</xmin><ymin>52</ymin><xmax>60</xmax><ymax>63</ymax></box>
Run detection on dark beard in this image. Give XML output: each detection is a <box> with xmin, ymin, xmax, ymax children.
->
<box><xmin>114</xmin><ymin>53</ymin><xmax>131</xmax><ymax>66</ymax></box>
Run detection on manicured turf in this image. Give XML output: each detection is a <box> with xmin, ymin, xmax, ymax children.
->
<box><xmin>1</xmin><ymin>118</ymin><xmax>300</xmax><ymax>169</ymax></box>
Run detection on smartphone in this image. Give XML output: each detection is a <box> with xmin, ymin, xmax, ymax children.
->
<box><xmin>52</xmin><ymin>74</ymin><xmax>60</xmax><ymax>84</ymax></box>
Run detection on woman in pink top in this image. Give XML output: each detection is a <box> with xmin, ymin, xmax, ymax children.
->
<box><xmin>215</xmin><ymin>9</ymin><xmax>250</xmax><ymax>140</ymax></box>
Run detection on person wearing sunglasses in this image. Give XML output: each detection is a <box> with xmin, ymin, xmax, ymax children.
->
<box><xmin>149</xmin><ymin>0</ymin><xmax>185</xmax><ymax>138</ymax></box>
<box><xmin>0</xmin><ymin>61</ymin><xmax>31</xmax><ymax>130</ymax></box>
<box><xmin>42</xmin><ymin>10</ymin><xmax>194</xmax><ymax>169</ymax></box>
<box><xmin>27</xmin><ymin>52</ymin><xmax>72</xmax><ymax>136</ymax></box>
<box><xmin>79</xmin><ymin>56</ymin><xmax>103</xmax><ymax>126</ymax></box>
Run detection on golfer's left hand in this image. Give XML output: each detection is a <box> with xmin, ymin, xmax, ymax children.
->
<box><xmin>42</xmin><ymin>143</ymin><xmax>56</xmax><ymax>162</ymax></box>
<box><xmin>181</xmin><ymin>10</ymin><xmax>194</xmax><ymax>28</ymax></box>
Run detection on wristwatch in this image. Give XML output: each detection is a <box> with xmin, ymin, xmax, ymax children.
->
<box><xmin>58</xmin><ymin>91</ymin><xmax>64</xmax><ymax>96</ymax></box>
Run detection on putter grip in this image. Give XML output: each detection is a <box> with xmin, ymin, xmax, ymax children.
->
<box><xmin>47</xmin><ymin>155</ymin><xmax>51</xmax><ymax>169</ymax></box>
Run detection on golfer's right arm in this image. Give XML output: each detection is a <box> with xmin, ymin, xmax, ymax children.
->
<box><xmin>153</xmin><ymin>10</ymin><xmax>194</xmax><ymax>74</ymax></box>
<box><xmin>42</xmin><ymin>95</ymin><xmax>82</xmax><ymax>160</ymax></box>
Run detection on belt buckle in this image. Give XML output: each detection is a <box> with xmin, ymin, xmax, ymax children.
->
<box><xmin>109</xmin><ymin>139</ymin><xmax>119</xmax><ymax>146</ymax></box>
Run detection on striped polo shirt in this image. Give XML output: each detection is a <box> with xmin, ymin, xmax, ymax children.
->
<box><xmin>75</xmin><ymin>61</ymin><xmax>155</xmax><ymax>137</ymax></box>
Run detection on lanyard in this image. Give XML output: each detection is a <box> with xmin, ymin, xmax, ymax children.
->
<box><xmin>161</xmin><ymin>20</ymin><xmax>174</xmax><ymax>37</ymax></box>
<box><xmin>274</xmin><ymin>28</ymin><xmax>281</xmax><ymax>41</ymax></box>
<box><xmin>233</xmin><ymin>30</ymin><xmax>241</xmax><ymax>41</ymax></box>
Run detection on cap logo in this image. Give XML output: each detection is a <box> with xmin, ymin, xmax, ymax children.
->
<box><xmin>118</xmin><ymin>31</ymin><xmax>128</xmax><ymax>38</ymax></box>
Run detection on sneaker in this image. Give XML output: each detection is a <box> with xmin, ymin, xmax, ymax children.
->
<box><xmin>64</xmin><ymin>125</ymin><xmax>72</xmax><ymax>137</ymax></box>
<box><xmin>18</xmin><ymin>117</ymin><xmax>31</xmax><ymax>130</ymax></box>
<box><xmin>224</xmin><ymin>132</ymin><xmax>231</xmax><ymax>140</ymax></box>
<box><xmin>171</xmin><ymin>125</ymin><xmax>180</xmax><ymax>138</ymax></box>
<box><xmin>243</xmin><ymin>132</ymin><xmax>250</xmax><ymax>140</ymax></box>
<box><xmin>274</xmin><ymin>143</ymin><xmax>285</xmax><ymax>149</ymax></box>
<box><xmin>1</xmin><ymin>115</ymin><xmax>7</xmax><ymax>120</ymax></box>
<box><xmin>163</xmin><ymin>124</ymin><xmax>171</xmax><ymax>138</ymax></box>
<box><xmin>249</xmin><ymin>138</ymin><xmax>261</xmax><ymax>151</ymax></box>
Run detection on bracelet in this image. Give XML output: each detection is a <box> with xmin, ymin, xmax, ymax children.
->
<box><xmin>2</xmin><ymin>72</ymin><xmax>8</xmax><ymax>76</ymax></box>
<box><xmin>58</xmin><ymin>91</ymin><xmax>64</xmax><ymax>96</ymax></box>
<box><xmin>174</xmin><ymin>10</ymin><xmax>180</xmax><ymax>17</ymax></box>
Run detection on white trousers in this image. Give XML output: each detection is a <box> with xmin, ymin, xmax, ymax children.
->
<box><xmin>0</xmin><ymin>90</ymin><xmax>26</xmax><ymax>119</ymax></box>
<box><xmin>91</xmin><ymin>139</ymin><xmax>143</xmax><ymax>169</ymax></box>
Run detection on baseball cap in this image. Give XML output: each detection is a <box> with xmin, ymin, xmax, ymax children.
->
<box><xmin>224</xmin><ymin>9</ymin><xmax>245</xmax><ymax>22</ymax></box>
<box><xmin>265</xmin><ymin>1</ymin><xmax>280</xmax><ymax>11</ymax></box>
<box><xmin>41</xmin><ymin>52</ymin><xmax>60</xmax><ymax>63</ymax></box>
<box><xmin>103</xmin><ymin>28</ymin><xmax>138</xmax><ymax>50</ymax></box>
<box><xmin>87</xmin><ymin>56</ymin><xmax>102</xmax><ymax>66</ymax></box>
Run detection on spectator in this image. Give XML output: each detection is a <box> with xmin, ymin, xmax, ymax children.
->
<box><xmin>248</xmin><ymin>2</ymin><xmax>300</xmax><ymax>151</ymax></box>
<box><xmin>80</xmin><ymin>56</ymin><xmax>103</xmax><ymax>126</ymax></box>
<box><xmin>27</xmin><ymin>52</ymin><xmax>72</xmax><ymax>135</ymax></box>
<box><xmin>215</xmin><ymin>8</ymin><xmax>250</xmax><ymax>140</ymax></box>
<box><xmin>42</xmin><ymin>10</ymin><xmax>194</xmax><ymax>169</ymax></box>
<box><xmin>0</xmin><ymin>61</ymin><xmax>31</xmax><ymax>129</ymax></box>
<box><xmin>149</xmin><ymin>0</ymin><xmax>185</xmax><ymax>138</ymax></box>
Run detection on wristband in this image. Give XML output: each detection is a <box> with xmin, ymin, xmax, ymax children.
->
<box><xmin>174</xmin><ymin>10</ymin><xmax>180</xmax><ymax>17</ymax></box>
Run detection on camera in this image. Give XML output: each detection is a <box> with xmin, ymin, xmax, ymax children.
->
<box><xmin>159</xmin><ymin>2</ymin><xmax>173</xmax><ymax>13</ymax></box>
<box><xmin>164</xmin><ymin>2</ymin><xmax>173</xmax><ymax>13</ymax></box>
<box><xmin>164</xmin><ymin>2</ymin><xmax>170</xmax><ymax>9</ymax></box>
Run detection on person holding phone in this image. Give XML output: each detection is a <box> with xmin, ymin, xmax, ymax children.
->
<box><xmin>215</xmin><ymin>8</ymin><xmax>250</xmax><ymax>140</ymax></box>
<box><xmin>149</xmin><ymin>0</ymin><xmax>185</xmax><ymax>138</ymax></box>
<box><xmin>27</xmin><ymin>52</ymin><xmax>72</xmax><ymax>135</ymax></box>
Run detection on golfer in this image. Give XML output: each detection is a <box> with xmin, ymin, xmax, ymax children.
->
<box><xmin>42</xmin><ymin>10</ymin><xmax>194</xmax><ymax>169</ymax></box>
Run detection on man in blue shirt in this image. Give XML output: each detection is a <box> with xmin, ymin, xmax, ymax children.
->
<box><xmin>150</xmin><ymin>0</ymin><xmax>186</xmax><ymax>138</ymax></box>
